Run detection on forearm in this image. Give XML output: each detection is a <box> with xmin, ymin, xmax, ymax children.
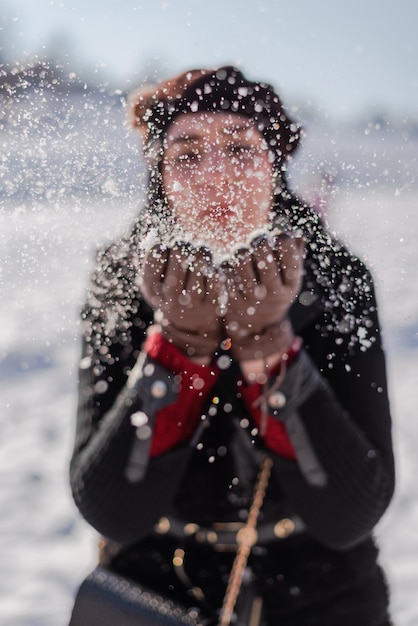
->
<box><xmin>277</xmin><ymin>367</ymin><xmax>394</xmax><ymax>548</ymax></box>
<box><xmin>242</xmin><ymin>345</ymin><xmax>395</xmax><ymax>549</ymax></box>
<box><xmin>70</xmin><ymin>358</ymin><xmax>184</xmax><ymax>542</ymax></box>
<box><xmin>70</xmin><ymin>333</ymin><xmax>219</xmax><ymax>543</ymax></box>
<box><xmin>71</xmin><ymin>427</ymin><xmax>192</xmax><ymax>544</ymax></box>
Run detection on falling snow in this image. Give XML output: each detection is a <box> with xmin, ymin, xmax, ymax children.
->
<box><xmin>0</xmin><ymin>82</ymin><xmax>417</xmax><ymax>625</ymax></box>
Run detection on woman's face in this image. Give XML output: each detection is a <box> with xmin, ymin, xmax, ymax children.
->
<box><xmin>161</xmin><ymin>112</ymin><xmax>275</xmax><ymax>253</ymax></box>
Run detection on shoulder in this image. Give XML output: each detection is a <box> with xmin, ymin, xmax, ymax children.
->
<box><xmin>81</xmin><ymin>227</ymin><xmax>153</xmax><ymax>357</ymax></box>
<box><xmin>303</xmin><ymin>226</ymin><xmax>379</xmax><ymax>353</ymax></box>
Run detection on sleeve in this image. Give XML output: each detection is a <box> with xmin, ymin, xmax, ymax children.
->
<box><xmin>241</xmin><ymin>278</ymin><xmax>395</xmax><ymax>551</ymax></box>
<box><xmin>69</xmin><ymin>326</ymin><xmax>218</xmax><ymax>545</ymax></box>
<box><xmin>141</xmin><ymin>332</ymin><xmax>219</xmax><ymax>458</ymax></box>
<box><xmin>240</xmin><ymin>337</ymin><xmax>302</xmax><ymax>460</ymax></box>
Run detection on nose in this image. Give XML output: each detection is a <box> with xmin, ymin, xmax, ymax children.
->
<box><xmin>204</xmin><ymin>146</ymin><xmax>228</xmax><ymax>180</ymax></box>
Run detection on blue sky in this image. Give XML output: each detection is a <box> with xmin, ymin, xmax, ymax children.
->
<box><xmin>2</xmin><ymin>0</ymin><xmax>417</xmax><ymax>119</ymax></box>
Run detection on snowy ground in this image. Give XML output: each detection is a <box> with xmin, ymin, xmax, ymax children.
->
<box><xmin>1</xmin><ymin>91</ymin><xmax>417</xmax><ymax>625</ymax></box>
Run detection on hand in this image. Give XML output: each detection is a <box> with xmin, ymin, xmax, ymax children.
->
<box><xmin>140</xmin><ymin>242</ymin><xmax>223</xmax><ymax>358</ymax></box>
<box><xmin>222</xmin><ymin>234</ymin><xmax>304</xmax><ymax>361</ymax></box>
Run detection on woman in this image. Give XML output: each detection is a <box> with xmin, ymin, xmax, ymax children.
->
<box><xmin>70</xmin><ymin>66</ymin><xmax>395</xmax><ymax>625</ymax></box>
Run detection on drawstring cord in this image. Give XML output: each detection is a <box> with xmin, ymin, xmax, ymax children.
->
<box><xmin>218</xmin><ymin>339</ymin><xmax>300</xmax><ymax>625</ymax></box>
<box><xmin>218</xmin><ymin>455</ymin><xmax>273</xmax><ymax>626</ymax></box>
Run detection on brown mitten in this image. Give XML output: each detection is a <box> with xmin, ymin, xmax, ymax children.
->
<box><xmin>222</xmin><ymin>234</ymin><xmax>304</xmax><ymax>360</ymax></box>
<box><xmin>140</xmin><ymin>242</ymin><xmax>223</xmax><ymax>357</ymax></box>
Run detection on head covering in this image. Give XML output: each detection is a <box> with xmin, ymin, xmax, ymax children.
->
<box><xmin>130</xmin><ymin>65</ymin><xmax>302</xmax><ymax>165</ymax></box>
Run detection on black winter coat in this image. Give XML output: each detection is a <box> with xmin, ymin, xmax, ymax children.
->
<box><xmin>69</xmin><ymin>237</ymin><xmax>395</xmax><ymax>624</ymax></box>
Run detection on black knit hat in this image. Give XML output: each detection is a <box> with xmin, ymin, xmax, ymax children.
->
<box><xmin>130</xmin><ymin>66</ymin><xmax>302</xmax><ymax>163</ymax></box>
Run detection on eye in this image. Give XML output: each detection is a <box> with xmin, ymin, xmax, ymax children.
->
<box><xmin>175</xmin><ymin>150</ymin><xmax>201</xmax><ymax>166</ymax></box>
<box><xmin>228</xmin><ymin>144</ymin><xmax>255</xmax><ymax>158</ymax></box>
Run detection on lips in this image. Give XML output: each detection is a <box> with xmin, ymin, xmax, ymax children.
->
<box><xmin>205</xmin><ymin>202</ymin><xmax>239</xmax><ymax>220</ymax></box>
<box><xmin>208</xmin><ymin>205</ymin><xmax>231</xmax><ymax>217</ymax></box>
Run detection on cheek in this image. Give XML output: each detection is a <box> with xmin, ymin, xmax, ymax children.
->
<box><xmin>162</xmin><ymin>183</ymin><xmax>201</xmax><ymax>229</ymax></box>
<box><xmin>242</xmin><ymin>165</ymin><xmax>274</xmax><ymax>198</ymax></box>
<box><xmin>162</xmin><ymin>171</ymin><xmax>190</xmax><ymax>213</ymax></box>
<box><xmin>162</xmin><ymin>164</ymin><xmax>199</xmax><ymax>199</ymax></box>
